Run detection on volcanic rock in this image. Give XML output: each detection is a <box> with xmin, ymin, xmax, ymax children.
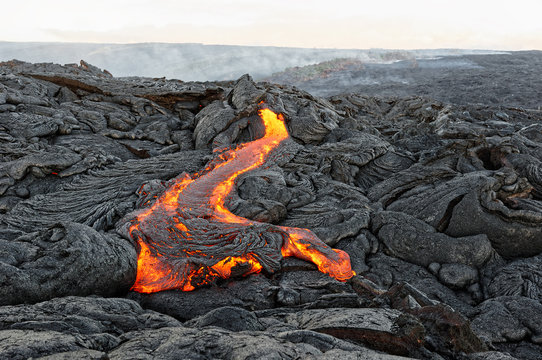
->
<box><xmin>0</xmin><ymin>222</ymin><xmax>136</xmax><ymax>306</ymax></box>
<box><xmin>438</xmin><ymin>264</ymin><xmax>479</xmax><ymax>290</ymax></box>
<box><xmin>278</xmin><ymin>307</ymin><xmax>425</xmax><ymax>356</ymax></box>
<box><xmin>0</xmin><ymin>296</ymin><xmax>180</xmax><ymax>359</ymax></box>
<box><xmin>472</xmin><ymin>296</ymin><xmax>542</xmax><ymax>345</ymax></box>
<box><xmin>372</xmin><ymin>211</ymin><xmax>493</xmax><ymax>268</ymax></box>
<box><xmin>1</xmin><ymin>59</ymin><xmax>542</xmax><ymax>359</ymax></box>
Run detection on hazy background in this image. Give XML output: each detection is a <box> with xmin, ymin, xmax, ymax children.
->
<box><xmin>0</xmin><ymin>0</ymin><xmax>540</xmax><ymax>82</ymax></box>
<box><xmin>2</xmin><ymin>0</ymin><xmax>542</xmax><ymax>49</ymax></box>
<box><xmin>0</xmin><ymin>43</ymin><xmax>502</xmax><ymax>80</ymax></box>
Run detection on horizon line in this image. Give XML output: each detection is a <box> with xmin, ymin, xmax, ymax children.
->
<box><xmin>0</xmin><ymin>40</ymin><xmax>530</xmax><ymax>53</ymax></box>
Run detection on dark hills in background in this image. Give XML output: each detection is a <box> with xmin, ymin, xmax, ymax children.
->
<box><xmin>1</xmin><ymin>42</ymin><xmax>539</xmax><ymax>110</ymax></box>
<box><xmin>267</xmin><ymin>51</ymin><xmax>542</xmax><ymax>110</ymax></box>
<box><xmin>0</xmin><ymin>41</ymin><xmax>499</xmax><ymax>80</ymax></box>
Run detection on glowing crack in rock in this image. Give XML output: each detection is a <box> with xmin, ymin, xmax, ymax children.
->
<box><xmin>123</xmin><ymin>106</ymin><xmax>355</xmax><ymax>293</ymax></box>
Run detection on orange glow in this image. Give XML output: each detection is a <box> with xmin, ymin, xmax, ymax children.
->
<box><xmin>281</xmin><ymin>228</ymin><xmax>356</xmax><ymax>281</ymax></box>
<box><xmin>129</xmin><ymin>106</ymin><xmax>354</xmax><ymax>293</ymax></box>
<box><xmin>211</xmin><ymin>256</ymin><xmax>263</xmax><ymax>278</ymax></box>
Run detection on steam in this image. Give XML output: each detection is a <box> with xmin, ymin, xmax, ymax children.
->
<box><xmin>0</xmin><ymin>41</ymin><xmax>503</xmax><ymax>81</ymax></box>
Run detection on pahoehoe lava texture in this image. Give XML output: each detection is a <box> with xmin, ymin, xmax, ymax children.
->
<box><xmin>1</xmin><ymin>58</ymin><xmax>542</xmax><ymax>359</ymax></box>
<box><xmin>121</xmin><ymin>107</ymin><xmax>354</xmax><ymax>293</ymax></box>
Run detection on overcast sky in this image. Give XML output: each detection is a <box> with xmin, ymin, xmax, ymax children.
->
<box><xmin>2</xmin><ymin>0</ymin><xmax>541</xmax><ymax>50</ymax></box>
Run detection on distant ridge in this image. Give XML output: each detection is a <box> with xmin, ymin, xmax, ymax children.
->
<box><xmin>0</xmin><ymin>41</ymin><xmax>503</xmax><ymax>81</ymax></box>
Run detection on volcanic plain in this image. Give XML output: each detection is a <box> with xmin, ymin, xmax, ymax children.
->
<box><xmin>1</xmin><ymin>54</ymin><xmax>542</xmax><ymax>359</ymax></box>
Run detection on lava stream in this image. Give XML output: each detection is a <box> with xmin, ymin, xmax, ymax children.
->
<box><xmin>125</xmin><ymin>107</ymin><xmax>355</xmax><ymax>293</ymax></box>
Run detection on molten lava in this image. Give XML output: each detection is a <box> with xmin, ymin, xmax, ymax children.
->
<box><xmin>124</xmin><ymin>107</ymin><xmax>354</xmax><ymax>293</ymax></box>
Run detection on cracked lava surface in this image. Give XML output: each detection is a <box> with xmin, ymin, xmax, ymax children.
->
<box><xmin>124</xmin><ymin>107</ymin><xmax>355</xmax><ymax>293</ymax></box>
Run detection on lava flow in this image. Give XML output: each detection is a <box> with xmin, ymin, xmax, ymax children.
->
<box><xmin>123</xmin><ymin>106</ymin><xmax>355</xmax><ymax>293</ymax></box>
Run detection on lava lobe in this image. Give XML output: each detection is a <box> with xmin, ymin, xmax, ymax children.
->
<box><xmin>122</xmin><ymin>107</ymin><xmax>354</xmax><ymax>293</ymax></box>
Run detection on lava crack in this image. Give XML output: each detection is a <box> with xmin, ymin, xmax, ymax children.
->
<box><xmin>121</xmin><ymin>107</ymin><xmax>355</xmax><ymax>293</ymax></box>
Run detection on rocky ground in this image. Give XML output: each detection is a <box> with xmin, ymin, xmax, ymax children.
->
<box><xmin>1</xmin><ymin>59</ymin><xmax>542</xmax><ymax>359</ymax></box>
<box><xmin>0</xmin><ymin>42</ymin><xmax>497</xmax><ymax>81</ymax></box>
<box><xmin>267</xmin><ymin>51</ymin><xmax>542</xmax><ymax>110</ymax></box>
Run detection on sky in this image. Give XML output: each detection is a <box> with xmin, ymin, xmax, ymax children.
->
<box><xmin>2</xmin><ymin>0</ymin><xmax>542</xmax><ymax>50</ymax></box>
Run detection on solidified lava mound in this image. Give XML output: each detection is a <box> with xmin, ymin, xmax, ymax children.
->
<box><xmin>1</xmin><ymin>59</ymin><xmax>542</xmax><ymax>359</ymax></box>
<box><xmin>123</xmin><ymin>107</ymin><xmax>353</xmax><ymax>293</ymax></box>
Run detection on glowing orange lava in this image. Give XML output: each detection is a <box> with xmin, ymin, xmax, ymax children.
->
<box><xmin>126</xmin><ymin>107</ymin><xmax>354</xmax><ymax>293</ymax></box>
